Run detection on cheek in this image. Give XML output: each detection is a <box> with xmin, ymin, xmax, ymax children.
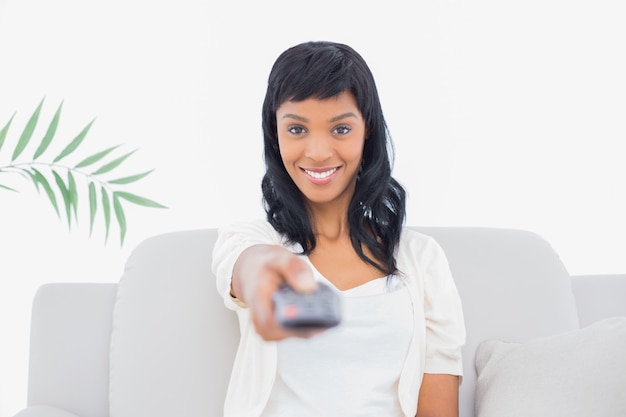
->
<box><xmin>277</xmin><ymin>137</ymin><xmax>297</xmax><ymax>166</ymax></box>
<box><xmin>346</xmin><ymin>140</ymin><xmax>366</xmax><ymax>163</ymax></box>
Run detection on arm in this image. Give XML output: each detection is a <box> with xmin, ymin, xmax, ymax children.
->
<box><xmin>416</xmin><ymin>374</ymin><xmax>460</xmax><ymax>417</ymax></box>
<box><xmin>394</xmin><ymin>231</ymin><xmax>465</xmax><ymax>416</ymax></box>
<box><xmin>212</xmin><ymin>220</ymin><xmax>319</xmax><ymax>340</ymax></box>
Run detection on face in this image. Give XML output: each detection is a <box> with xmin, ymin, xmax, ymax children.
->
<box><xmin>276</xmin><ymin>91</ymin><xmax>366</xmax><ymax>210</ymax></box>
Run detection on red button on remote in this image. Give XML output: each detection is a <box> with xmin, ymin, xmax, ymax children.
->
<box><xmin>284</xmin><ymin>304</ymin><xmax>299</xmax><ymax>318</ymax></box>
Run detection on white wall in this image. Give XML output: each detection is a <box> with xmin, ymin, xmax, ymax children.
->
<box><xmin>0</xmin><ymin>0</ymin><xmax>624</xmax><ymax>415</ymax></box>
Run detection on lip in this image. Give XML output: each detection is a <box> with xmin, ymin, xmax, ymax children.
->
<box><xmin>301</xmin><ymin>166</ymin><xmax>340</xmax><ymax>185</ymax></box>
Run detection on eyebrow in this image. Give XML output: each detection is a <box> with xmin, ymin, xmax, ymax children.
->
<box><xmin>329</xmin><ymin>112</ymin><xmax>359</xmax><ymax>123</ymax></box>
<box><xmin>280</xmin><ymin>112</ymin><xmax>359</xmax><ymax>123</ymax></box>
<box><xmin>281</xmin><ymin>113</ymin><xmax>308</xmax><ymax>122</ymax></box>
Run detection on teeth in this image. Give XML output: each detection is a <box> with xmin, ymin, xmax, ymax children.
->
<box><xmin>305</xmin><ymin>168</ymin><xmax>337</xmax><ymax>179</ymax></box>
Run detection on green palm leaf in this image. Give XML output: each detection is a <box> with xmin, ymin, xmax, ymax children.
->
<box><xmin>91</xmin><ymin>149</ymin><xmax>137</xmax><ymax>175</ymax></box>
<box><xmin>33</xmin><ymin>101</ymin><xmax>63</xmax><ymax>160</ymax></box>
<box><xmin>0</xmin><ymin>112</ymin><xmax>15</xmax><ymax>152</ymax></box>
<box><xmin>12</xmin><ymin>98</ymin><xmax>44</xmax><ymax>161</ymax></box>
<box><xmin>67</xmin><ymin>170</ymin><xmax>78</xmax><ymax>220</ymax></box>
<box><xmin>88</xmin><ymin>181</ymin><xmax>97</xmax><ymax>236</ymax></box>
<box><xmin>52</xmin><ymin>170</ymin><xmax>72</xmax><ymax>228</ymax></box>
<box><xmin>108</xmin><ymin>169</ymin><xmax>154</xmax><ymax>185</ymax></box>
<box><xmin>101</xmin><ymin>186</ymin><xmax>111</xmax><ymax>243</ymax></box>
<box><xmin>74</xmin><ymin>145</ymin><xmax>120</xmax><ymax>168</ymax></box>
<box><xmin>18</xmin><ymin>168</ymin><xmax>38</xmax><ymax>190</ymax></box>
<box><xmin>31</xmin><ymin>168</ymin><xmax>60</xmax><ymax>217</ymax></box>
<box><xmin>1</xmin><ymin>183</ymin><xmax>18</xmax><ymax>192</ymax></box>
<box><xmin>53</xmin><ymin>118</ymin><xmax>95</xmax><ymax>163</ymax></box>
<box><xmin>113</xmin><ymin>194</ymin><xmax>127</xmax><ymax>245</ymax></box>
<box><xmin>114</xmin><ymin>190</ymin><xmax>167</xmax><ymax>208</ymax></box>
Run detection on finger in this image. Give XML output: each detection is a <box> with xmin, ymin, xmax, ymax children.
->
<box><xmin>256</xmin><ymin>320</ymin><xmax>326</xmax><ymax>341</ymax></box>
<box><xmin>273</xmin><ymin>251</ymin><xmax>317</xmax><ymax>292</ymax></box>
<box><xmin>291</xmin><ymin>328</ymin><xmax>326</xmax><ymax>339</ymax></box>
<box><xmin>251</xmin><ymin>276</ymin><xmax>280</xmax><ymax>332</ymax></box>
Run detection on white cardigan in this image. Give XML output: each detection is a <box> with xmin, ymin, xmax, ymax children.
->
<box><xmin>211</xmin><ymin>219</ymin><xmax>466</xmax><ymax>417</ymax></box>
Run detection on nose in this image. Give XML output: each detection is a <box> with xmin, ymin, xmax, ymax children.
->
<box><xmin>304</xmin><ymin>135</ymin><xmax>333</xmax><ymax>162</ymax></box>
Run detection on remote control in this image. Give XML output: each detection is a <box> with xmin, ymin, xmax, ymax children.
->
<box><xmin>273</xmin><ymin>282</ymin><xmax>342</xmax><ymax>330</ymax></box>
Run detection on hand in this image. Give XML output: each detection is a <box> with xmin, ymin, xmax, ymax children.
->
<box><xmin>231</xmin><ymin>244</ymin><xmax>320</xmax><ymax>341</ymax></box>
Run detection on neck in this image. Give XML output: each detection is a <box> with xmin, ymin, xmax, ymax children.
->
<box><xmin>307</xmin><ymin>202</ymin><xmax>350</xmax><ymax>241</ymax></box>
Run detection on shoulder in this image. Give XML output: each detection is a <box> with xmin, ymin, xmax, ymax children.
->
<box><xmin>399</xmin><ymin>227</ymin><xmax>441</xmax><ymax>254</ymax></box>
<box><xmin>218</xmin><ymin>217</ymin><xmax>281</xmax><ymax>240</ymax></box>
<box><xmin>218</xmin><ymin>217</ymin><xmax>275</xmax><ymax>234</ymax></box>
<box><xmin>397</xmin><ymin>227</ymin><xmax>450</xmax><ymax>273</ymax></box>
<box><xmin>216</xmin><ymin>217</ymin><xmax>287</xmax><ymax>247</ymax></box>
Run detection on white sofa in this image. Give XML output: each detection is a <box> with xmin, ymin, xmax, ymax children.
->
<box><xmin>13</xmin><ymin>227</ymin><xmax>626</xmax><ymax>417</ymax></box>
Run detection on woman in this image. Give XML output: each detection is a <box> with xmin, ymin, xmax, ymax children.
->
<box><xmin>212</xmin><ymin>40</ymin><xmax>465</xmax><ymax>417</ymax></box>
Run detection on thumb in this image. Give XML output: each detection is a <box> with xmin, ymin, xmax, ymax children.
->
<box><xmin>278</xmin><ymin>252</ymin><xmax>317</xmax><ymax>292</ymax></box>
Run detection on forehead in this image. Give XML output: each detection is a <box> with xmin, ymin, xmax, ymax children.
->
<box><xmin>276</xmin><ymin>91</ymin><xmax>361</xmax><ymax>121</ymax></box>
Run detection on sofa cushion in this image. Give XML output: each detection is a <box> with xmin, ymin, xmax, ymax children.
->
<box><xmin>109</xmin><ymin>229</ymin><xmax>240</xmax><ymax>417</ymax></box>
<box><xmin>13</xmin><ymin>405</ymin><xmax>81</xmax><ymax>417</ymax></box>
<box><xmin>475</xmin><ymin>316</ymin><xmax>626</xmax><ymax>417</ymax></box>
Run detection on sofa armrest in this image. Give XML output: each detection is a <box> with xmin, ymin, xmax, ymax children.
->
<box><xmin>26</xmin><ymin>283</ymin><xmax>117</xmax><ymax>417</ymax></box>
<box><xmin>571</xmin><ymin>274</ymin><xmax>626</xmax><ymax>327</ymax></box>
<box><xmin>13</xmin><ymin>405</ymin><xmax>81</xmax><ymax>417</ymax></box>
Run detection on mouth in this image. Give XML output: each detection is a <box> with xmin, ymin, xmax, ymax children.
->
<box><xmin>302</xmin><ymin>167</ymin><xmax>339</xmax><ymax>180</ymax></box>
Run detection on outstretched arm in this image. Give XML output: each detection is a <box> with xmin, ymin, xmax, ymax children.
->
<box><xmin>231</xmin><ymin>244</ymin><xmax>319</xmax><ymax>341</ymax></box>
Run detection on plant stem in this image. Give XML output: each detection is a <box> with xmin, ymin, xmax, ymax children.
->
<box><xmin>0</xmin><ymin>161</ymin><xmax>113</xmax><ymax>191</ymax></box>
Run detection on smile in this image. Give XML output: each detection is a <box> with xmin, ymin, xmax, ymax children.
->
<box><xmin>303</xmin><ymin>168</ymin><xmax>338</xmax><ymax>179</ymax></box>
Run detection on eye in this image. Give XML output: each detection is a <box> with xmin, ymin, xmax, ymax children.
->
<box><xmin>287</xmin><ymin>125</ymin><xmax>307</xmax><ymax>135</ymax></box>
<box><xmin>333</xmin><ymin>125</ymin><xmax>352</xmax><ymax>135</ymax></box>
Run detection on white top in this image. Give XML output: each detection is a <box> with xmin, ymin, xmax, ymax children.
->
<box><xmin>261</xmin><ymin>274</ymin><xmax>412</xmax><ymax>417</ymax></box>
<box><xmin>211</xmin><ymin>219</ymin><xmax>465</xmax><ymax>417</ymax></box>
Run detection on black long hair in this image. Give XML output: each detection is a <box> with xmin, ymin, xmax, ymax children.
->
<box><xmin>261</xmin><ymin>41</ymin><xmax>406</xmax><ymax>276</ymax></box>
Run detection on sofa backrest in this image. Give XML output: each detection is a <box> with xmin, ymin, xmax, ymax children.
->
<box><xmin>572</xmin><ymin>274</ymin><xmax>626</xmax><ymax>327</ymax></box>
<box><xmin>109</xmin><ymin>229</ymin><xmax>239</xmax><ymax>417</ymax></box>
<box><xmin>108</xmin><ymin>227</ymin><xmax>579</xmax><ymax>417</ymax></box>
<box><xmin>28</xmin><ymin>283</ymin><xmax>118</xmax><ymax>417</ymax></box>
<box><xmin>416</xmin><ymin>227</ymin><xmax>579</xmax><ymax>416</ymax></box>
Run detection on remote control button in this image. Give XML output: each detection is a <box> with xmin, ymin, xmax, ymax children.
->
<box><xmin>284</xmin><ymin>304</ymin><xmax>299</xmax><ymax>319</ymax></box>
